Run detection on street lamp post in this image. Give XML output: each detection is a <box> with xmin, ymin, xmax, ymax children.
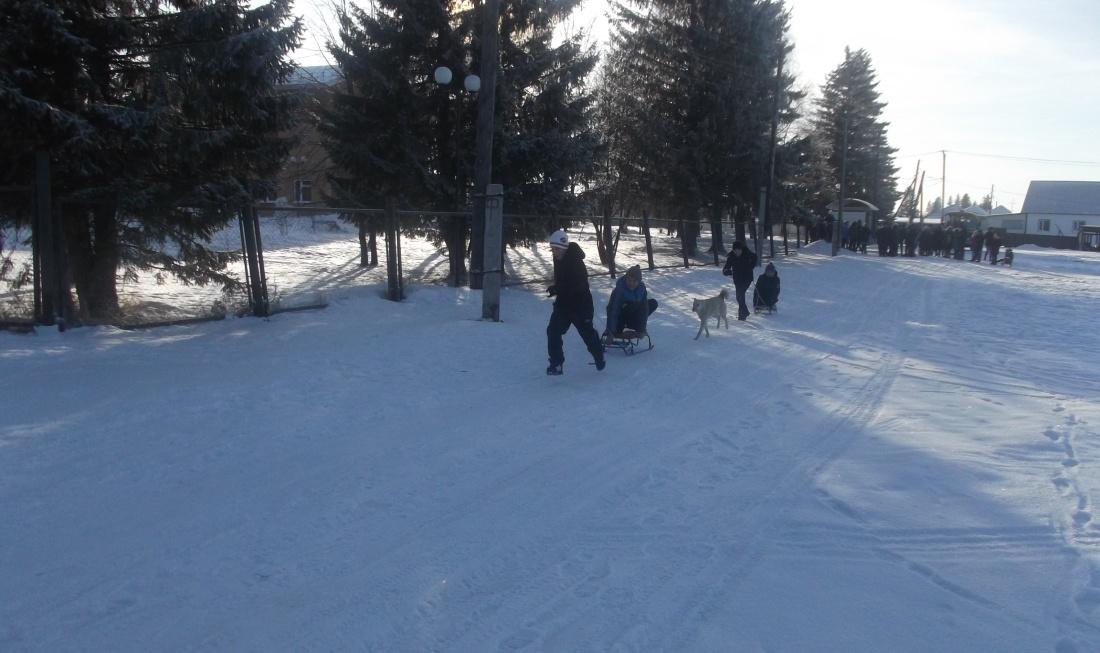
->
<box><xmin>433</xmin><ymin>65</ymin><xmax>480</xmax><ymax>286</ymax></box>
<box><xmin>832</xmin><ymin>111</ymin><xmax>849</xmax><ymax>257</ymax></box>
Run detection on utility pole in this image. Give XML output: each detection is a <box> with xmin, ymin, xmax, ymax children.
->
<box><xmin>470</xmin><ymin>0</ymin><xmax>500</xmax><ymax>290</ymax></box>
<box><xmin>941</xmin><ymin>150</ymin><xmax>946</xmax><ymax>220</ymax></box>
<box><xmin>765</xmin><ymin>48</ymin><xmax>785</xmax><ymax>261</ymax></box>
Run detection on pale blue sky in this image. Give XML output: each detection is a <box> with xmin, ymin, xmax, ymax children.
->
<box><xmin>569</xmin><ymin>0</ymin><xmax>1100</xmax><ymax>210</ymax></box>
<box><xmin>294</xmin><ymin>0</ymin><xmax>1100</xmax><ymax>211</ymax></box>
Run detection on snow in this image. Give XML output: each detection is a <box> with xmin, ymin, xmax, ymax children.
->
<box><xmin>3</xmin><ymin>243</ymin><xmax>1100</xmax><ymax>652</ymax></box>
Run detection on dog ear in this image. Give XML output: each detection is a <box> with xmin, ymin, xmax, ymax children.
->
<box><xmin>692</xmin><ymin>299</ymin><xmax>700</xmax><ymax>311</ymax></box>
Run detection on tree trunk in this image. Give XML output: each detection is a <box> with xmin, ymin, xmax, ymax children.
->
<box><xmin>734</xmin><ymin>206</ymin><xmax>747</xmax><ymax>243</ymax></box>
<box><xmin>682</xmin><ymin>219</ymin><xmax>700</xmax><ymax>257</ymax></box>
<box><xmin>708</xmin><ymin>205</ymin><xmax>725</xmax><ymax>254</ymax></box>
<box><xmin>368</xmin><ymin>226</ymin><xmax>378</xmax><ymax>266</ymax></box>
<box><xmin>445</xmin><ymin>216</ymin><xmax>467</xmax><ymax>287</ymax></box>
<box><xmin>358</xmin><ymin>218</ymin><xmax>370</xmax><ymax>267</ymax></box>
<box><xmin>65</xmin><ymin>205</ymin><xmax>120</xmax><ymax>322</ymax></box>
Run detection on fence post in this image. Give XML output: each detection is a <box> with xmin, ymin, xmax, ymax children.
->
<box><xmin>239</xmin><ymin>205</ymin><xmax>269</xmax><ymax>316</ymax></box>
<box><xmin>641</xmin><ymin>210</ymin><xmax>655</xmax><ymax>270</ymax></box>
<box><xmin>679</xmin><ymin>218</ymin><xmax>689</xmax><ymax>268</ymax></box>
<box><xmin>384</xmin><ymin>197</ymin><xmax>403</xmax><ymax>301</ymax></box>
<box><xmin>481</xmin><ymin>184</ymin><xmax>504</xmax><ymax>321</ymax></box>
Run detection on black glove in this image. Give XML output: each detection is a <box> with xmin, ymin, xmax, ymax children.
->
<box><xmin>547</xmin><ymin>285</ymin><xmax>557</xmax><ymax>297</ymax></box>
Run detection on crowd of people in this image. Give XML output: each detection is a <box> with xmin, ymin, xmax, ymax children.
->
<box><xmin>833</xmin><ymin>221</ymin><xmax>1015</xmax><ymax>265</ymax></box>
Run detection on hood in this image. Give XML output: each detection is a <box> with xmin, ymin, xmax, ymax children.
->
<box><xmin>565</xmin><ymin>241</ymin><xmax>585</xmax><ymax>260</ymax></box>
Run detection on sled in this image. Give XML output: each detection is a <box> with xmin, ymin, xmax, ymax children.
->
<box><xmin>603</xmin><ymin>329</ymin><xmax>653</xmax><ymax>356</ymax></box>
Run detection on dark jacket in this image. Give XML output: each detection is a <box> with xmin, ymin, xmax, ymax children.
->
<box><xmin>606</xmin><ymin>276</ymin><xmax>649</xmax><ymax>334</ymax></box>
<box><xmin>549</xmin><ymin>242</ymin><xmax>594</xmax><ymax>318</ymax></box>
<box><xmin>723</xmin><ymin>247</ymin><xmax>758</xmax><ymax>286</ymax></box>
<box><xmin>755</xmin><ymin>271</ymin><xmax>780</xmax><ymax>305</ymax></box>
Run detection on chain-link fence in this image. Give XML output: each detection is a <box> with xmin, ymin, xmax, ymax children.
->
<box><xmin>2</xmin><ymin>191</ymin><xmax>813</xmax><ymax>329</ymax></box>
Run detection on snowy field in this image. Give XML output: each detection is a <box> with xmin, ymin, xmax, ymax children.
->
<box><xmin>2</xmin><ymin>243</ymin><xmax>1100</xmax><ymax>652</ymax></box>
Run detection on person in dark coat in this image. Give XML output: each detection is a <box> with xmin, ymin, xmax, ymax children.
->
<box><xmin>546</xmin><ymin>230</ymin><xmax>604</xmax><ymax>375</ymax></box>
<box><xmin>968</xmin><ymin>228</ymin><xmax>984</xmax><ymax>262</ymax></box>
<box><xmin>753</xmin><ymin>262</ymin><xmax>781</xmax><ymax>311</ymax></box>
<box><xmin>722</xmin><ymin>241</ymin><xmax>758</xmax><ymax>321</ymax></box>
<box><xmin>604</xmin><ymin>265</ymin><xmax>657</xmax><ymax>339</ymax></box>
<box><xmin>985</xmin><ymin>229</ymin><xmax>1001</xmax><ymax>265</ymax></box>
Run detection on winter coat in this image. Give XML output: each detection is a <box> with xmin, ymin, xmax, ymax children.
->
<box><xmin>755</xmin><ymin>271</ymin><xmax>780</xmax><ymax>306</ymax></box>
<box><xmin>723</xmin><ymin>248</ymin><xmax>758</xmax><ymax>286</ymax></box>
<box><xmin>549</xmin><ymin>242</ymin><xmax>594</xmax><ymax>318</ymax></box>
<box><xmin>606</xmin><ymin>276</ymin><xmax>649</xmax><ymax>334</ymax></box>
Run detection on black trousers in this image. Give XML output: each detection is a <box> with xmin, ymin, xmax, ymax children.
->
<box><xmin>547</xmin><ymin>309</ymin><xmax>603</xmax><ymax>366</ymax></box>
<box><xmin>734</xmin><ymin>282</ymin><xmax>751</xmax><ymax>320</ymax></box>
<box><xmin>606</xmin><ymin>299</ymin><xmax>658</xmax><ymax>335</ymax></box>
<box><xmin>989</xmin><ymin>246</ymin><xmax>1000</xmax><ymax>264</ymax></box>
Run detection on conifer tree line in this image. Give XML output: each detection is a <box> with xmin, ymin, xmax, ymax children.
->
<box><xmin>0</xmin><ymin>0</ymin><xmax>900</xmax><ymax>320</ymax></box>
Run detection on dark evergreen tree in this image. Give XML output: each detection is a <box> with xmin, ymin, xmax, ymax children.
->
<box><xmin>322</xmin><ymin>0</ymin><xmax>597</xmax><ymax>286</ymax></box>
<box><xmin>811</xmin><ymin>48</ymin><xmax>899</xmax><ymax>224</ymax></box>
<box><xmin>603</xmin><ymin>0</ymin><xmax>799</xmax><ymax>255</ymax></box>
<box><xmin>0</xmin><ymin>0</ymin><xmax>302</xmax><ymax>322</ymax></box>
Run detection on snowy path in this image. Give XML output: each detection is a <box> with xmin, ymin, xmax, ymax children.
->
<box><xmin>2</xmin><ymin>245</ymin><xmax>1100</xmax><ymax>652</ymax></box>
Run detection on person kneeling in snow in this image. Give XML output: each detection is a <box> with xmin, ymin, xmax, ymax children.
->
<box><xmin>546</xmin><ymin>230</ymin><xmax>605</xmax><ymax>375</ymax></box>
<box><xmin>753</xmin><ymin>262</ymin><xmax>781</xmax><ymax>311</ymax></box>
<box><xmin>604</xmin><ymin>265</ymin><xmax>657</xmax><ymax>341</ymax></box>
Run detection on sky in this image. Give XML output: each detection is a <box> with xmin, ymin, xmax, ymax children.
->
<box><xmin>569</xmin><ymin>0</ymin><xmax>1100</xmax><ymax>212</ymax></box>
<box><xmin>293</xmin><ymin>0</ymin><xmax>1100</xmax><ymax>212</ymax></box>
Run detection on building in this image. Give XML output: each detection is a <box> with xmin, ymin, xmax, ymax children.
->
<box><xmin>981</xmin><ymin>181</ymin><xmax>1100</xmax><ymax>249</ymax></box>
<box><xmin>263</xmin><ymin>65</ymin><xmax>342</xmax><ymax>206</ymax></box>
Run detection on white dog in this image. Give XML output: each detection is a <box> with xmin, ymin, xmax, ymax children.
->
<box><xmin>692</xmin><ymin>289</ymin><xmax>729</xmax><ymax>340</ymax></box>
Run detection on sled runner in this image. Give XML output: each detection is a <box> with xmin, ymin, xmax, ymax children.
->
<box><xmin>603</xmin><ymin>330</ymin><xmax>653</xmax><ymax>356</ymax></box>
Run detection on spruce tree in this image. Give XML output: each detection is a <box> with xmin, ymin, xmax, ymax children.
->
<box><xmin>0</xmin><ymin>0</ymin><xmax>302</xmax><ymax>322</ymax></box>
<box><xmin>604</xmin><ymin>0</ymin><xmax>798</xmax><ymax>254</ymax></box>
<box><xmin>811</xmin><ymin>48</ymin><xmax>899</xmax><ymax>224</ymax></box>
<box><xmin>322</xmin><ymin>0</ymin><xmax>597</xmax><ymax>286</ymax></box>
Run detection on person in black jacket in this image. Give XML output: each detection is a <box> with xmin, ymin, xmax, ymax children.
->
<box><xmin>546</xmin><ymin>230</ymin><xmax>605</xmax><ymax>375</ymax></box>
<box><xmin>722</xmin><ymin>241</ymin><xmax>758</xmax><ymax>321</ymax></box>
<box><xmin>753</xmin><ymin>262</ymin><xmax>781</xmax><ymax>311</ymax></box>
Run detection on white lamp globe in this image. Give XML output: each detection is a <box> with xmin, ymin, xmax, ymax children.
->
<box><xmin>433</xmin><ymin>66</ymin><xmax>453</xmax><ymax>85</ymax></box>
<box><xmin>464</xmin><ymin>74</ymin><xmax>481</xmax><ymax>92</ymax></box>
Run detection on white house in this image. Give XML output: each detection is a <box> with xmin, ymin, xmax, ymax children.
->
<box><xmin>981</xmin><ymin>181</ymin><xmax>1100</xmax><ymax>248</ymax></box>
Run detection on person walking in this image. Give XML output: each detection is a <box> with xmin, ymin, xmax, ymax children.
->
<box><xmin>722</xmin><ymin>241</ymin><xmax>758</xmax><ymax>321</ymax></box>
<box><xmin>545</xmin><ymin>230</ymin><xmax>605</xmax><ymax>375</ymax></box>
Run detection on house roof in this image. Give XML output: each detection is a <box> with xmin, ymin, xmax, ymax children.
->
<box><xmin>1021</xmin><ymin>181</ymin><xmax>1100</xmax><ymax>215</ymax></box>
<box><xmin>285</xmin><ymin>65</ymin><xmax>342</xmax><ymax>87</ymax></box>
<box><xmin>990</xmin><ymin>205</ymin><xmax>1013</xmax><ymax>215</ymax></box>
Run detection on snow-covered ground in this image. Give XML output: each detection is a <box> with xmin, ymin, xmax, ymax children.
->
<box><xmin>2</xmin><ymin>243</ymin><xmax>1100</xmax><ymax>652</ymax></box>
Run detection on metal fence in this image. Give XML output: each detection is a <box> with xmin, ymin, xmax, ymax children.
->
<box><xmin>1</xmin><ymin>190</ymin><xmax>811</xmax><ymax>329</ymax></box>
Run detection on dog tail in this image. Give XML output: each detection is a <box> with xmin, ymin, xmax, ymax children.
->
<box><xmin>719</xmin><ymin>288</ymin><xmax>729</xmax><ymax>299</ymax></box>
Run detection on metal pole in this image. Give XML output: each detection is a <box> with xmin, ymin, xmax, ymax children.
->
<box><xmin>755</xmin><ymin>187</ymin><xmax>766</xmax><ymax>267</ymax></box>
<box><xmin>765</xmin><ymin>49</ymin><xmax>784</xmax><ymax>261</ymax></box>
<box><xmin>481</xmin><ymin>184</ymin><xmax>504</xmax><ymax>321</ymax></box>
<box><xmin>941</xmin><ymin>150</ymin><xmax>946</xmax><ymax>219</ymax></box>
<box><xmin>470</xmin><ymin>0</ymin><xmax>500</xmax><ymax>290</ymax></box>
<box><xmin>833</xmin><ymin>113</ymin><xmax>848</xmax><ymax>257</ymax></box>
<box><xmin>642</xmin><ymin>210</ymin><xmax>655</xmax><ymax>270</ymax></box>
<box><xmin>32</xmin><ymin>151</ymin><xmax>52</xmax><ymax>324</ymax></box>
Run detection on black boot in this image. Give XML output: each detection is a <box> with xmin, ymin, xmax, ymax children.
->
<box><xmin>547</xmin><ymin>363</ymin><xmax>563</xmax><ymax>376</ymax></box>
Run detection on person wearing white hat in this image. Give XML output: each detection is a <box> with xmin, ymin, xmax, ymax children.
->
<box><xmin>545</xmin><ymin>230</ymin><xmax>605</xmax><ymax>375</ymax></box>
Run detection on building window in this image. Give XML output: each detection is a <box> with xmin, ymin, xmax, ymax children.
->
<box><xmin>1038</xmin><ymin>218</ymin><xmax>1051</xmax><ymax>232</ymax></box>
<box><xmin>257</xmin><ymin>180</ymin><xmax>278</xmax><ymax>202</ymax></box>
<box><xmin>295</xmin><ymin>179</ymin><xmax>313</xmax><ymax>203</ymax></box>
<box><xmin>1073</xmin><ymin>220</ymin><xmax>1086</xmax><ymax>232</ymax></box>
